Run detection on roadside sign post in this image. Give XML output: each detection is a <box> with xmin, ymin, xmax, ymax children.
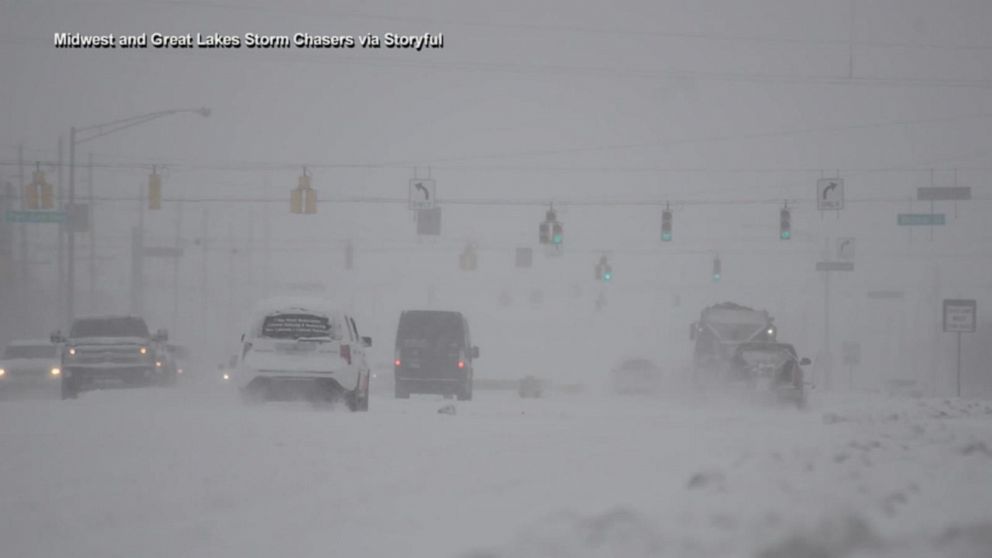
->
<box><xmin>943</xmin><ymin>299</ymin><xmax>976</xmax><ymax>397</ymax></box>
<box><xmin>816</xmin><ymin>259</ymin><xmax>855</xmax><ymax>390</ymax></box>
<box><xmin>842</xmin><ymin>341</ymin><xmax>861</xmax><ymax>390</ymax></box>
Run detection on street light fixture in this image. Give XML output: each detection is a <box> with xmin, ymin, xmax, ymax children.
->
<box><xmin>65</xmin><ymin>107</ymin><xmax>210</xmax><ymax>326</ymax></box>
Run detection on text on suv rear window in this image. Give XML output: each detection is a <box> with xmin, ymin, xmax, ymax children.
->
<box><xmin>261</xmin><ymin>313</ymin><xmax>333</xmax><ymax>339</ymax></box>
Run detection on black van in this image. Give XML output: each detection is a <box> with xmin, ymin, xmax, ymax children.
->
<box><xmin>394</xmin><ymin>310</ymin><xmax>479</xmax><ymax>400</ymax></box>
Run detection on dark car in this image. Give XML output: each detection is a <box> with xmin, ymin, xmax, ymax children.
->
<box><xmin>394</xmin><ymin>310</ymin><xmax>479</xmax><ymax>400</ymax></box>
<box><xmin>51</xmin><ymin>315</ymin><xmax>168</xmax><ymax>399</ymax></box>
<box><xmin>730</xmin><ymin>342</ymin><xmax>811</xmax><ymax>408</ymax></box>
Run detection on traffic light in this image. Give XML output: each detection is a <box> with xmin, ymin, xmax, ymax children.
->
<box><xmin>28</xmin><ymin>166</ymin><xmax>55</xmax><ymax>210</ymax></box>
<box><xmin>595</xmin><ymin>255</ymin><xmax>612</xmax><ymax>282</ymax></box>
<box><xmin>539</xmin><ymin>220</ymin><xmax>551</xmax><ymax>244</ymax></box>
<box><xmin>304</xmin><ymin>186</ymin><xmax>317</xmax><ymax>214</ymax></box>
<box><xmin>148</xmin><ymin>169</ymin><xmax>161</xmax><ymax>210</ymax></box>
<box><xmin>661</xmin><ymin>207</ymin><xmax>673</xmax><ymax>242</ymax></box>
<box><xmin>23</xmin><ymin>182</ymin><xmax>38</xmax><ymax>209</ymax></box>
<box><xmin>40</xmin><ymin>178</ymin><xmax>54</xmax><ymax>209</ymax></box>
<box><xmin>539</xmin><ymin>206</ymin><xmax>563</xmax><ymax>246</ymax></box>
<box><xmin>779</xmin><ymin>206</ymin><xmax>791</xmax><ymax>240</ymax></box>
<box><xmin>291</xmin><ymin>168</ymin><xmax>317</xmax><ymax>214</ymax></box>
<box><xmin>712</xmin><ymin>256</ymin><xmax>721</xmax><ymax>282</ymax></box>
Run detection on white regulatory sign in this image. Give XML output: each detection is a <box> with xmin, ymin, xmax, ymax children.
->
<box><xmin>408</xmin><ymin>179</ymin><xmax>436</xmax><ymax>210</ymax></box>
<box><xmin>817</xmin><ymin>178</ymin><xmax>845</xmax><ymax>211</ymax></box>
<box><xmin>943</xmin><ymin>299</ymin><xmax>977</xmax><ymax>333</ymax></box>
<box><xmin>837</xmin><ymin>237</ymin><xmax>855</xmax><ymax>261</ymax></box>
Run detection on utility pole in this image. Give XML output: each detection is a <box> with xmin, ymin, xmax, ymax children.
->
<box><xmin>67</xmin><ymin>127</ymin><xmax>76</xmax><ymax>327</ymax></box>
<box><xmin>1</xmin><ymin>180</ymin><xmax>13</xmax><ymax>290</ymax></box>
<box><xmin>130</xmin><ymin>174</ymin><xmax>146</xmax><ymax>316</ymax></box>
<box><xmin>171</xmin><ymin>199</ymin><xmax>183</xmax><ymax>333</ymax></box>
<box><xmin>821</xmin><ymin>237</ymin><xmax>834</xmax><ymax>390</ymax></box>
<box><xmin>87</xmin><ymin>154</ymin><xmax>96</xmax><ymax>306</ymax></box>
<box><xmin>199</xmin><ymin>207</ymin><xmax>209</xmax><ymax>348</ymax></box>
<box><xmin>847</xmin><ymin>0</ymin><xmax>857</xmax><ymax>79</ymax></box>
<box><xmin>17</xmin><ymin>144</ymin><xmax>26</xmax><ymax>288</ymax></box>
<box><xmin>57</xmin><ymin>137</ymin><xmax>64</xmax><ymax>319</ymax></box>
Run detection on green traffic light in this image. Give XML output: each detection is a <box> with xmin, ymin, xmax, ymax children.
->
<box><xmin>552</xmin><ymin>234</ymin><xmax>562</xmax><ymax>244</ymax></box>
<box><xmin>603</xmin><ymin>272</ymin><xmax>612</xmax><ymax>281</ymax></box>
<box><xmin>712</xmin><ymin>273</ymin><xmax>721</xmax><ymax>282</ymax></box>
<box><xmin>662</xmin><ymin>232</ymin><xmax>672</xmax><ymax>242</ymax></box>
<box><xmin>780</xmin><ymin>230</ymin><xmax>791</xmax><ymax>240</ymax></box>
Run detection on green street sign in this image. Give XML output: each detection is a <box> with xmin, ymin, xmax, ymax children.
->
<box><xmin>897</xmin><ymin>213</ymin><xmax>945</xmax><ymax>226</ymax></box>
<box><xmin>5</xmin><ymin>210</ymin><xmax>66</xmax><ymax>223</ymax></box>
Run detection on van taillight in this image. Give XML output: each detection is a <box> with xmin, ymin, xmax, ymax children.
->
<box><xmin>340</xmin><ymin>344</ymin><xmax>352</xmax><ymax>365</ymax></box>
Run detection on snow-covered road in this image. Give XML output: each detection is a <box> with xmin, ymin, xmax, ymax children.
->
<box><xmin>2</xmin><ymin>384</ymin><xmax>991</xmax><ymax>558</ymax></box>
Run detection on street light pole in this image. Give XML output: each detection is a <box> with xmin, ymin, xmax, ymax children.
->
<box><xmin>64</xmin><ymin>107</ymin><xmax>210</xmax><ymax>327</ymax></box>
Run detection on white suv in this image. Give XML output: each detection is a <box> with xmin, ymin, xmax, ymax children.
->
<box><xmin>236</xmin><ymin>297</ymin><xmax>371</xmax><ymax>411</ymax></box>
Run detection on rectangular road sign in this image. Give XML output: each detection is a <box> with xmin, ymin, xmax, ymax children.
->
<box><xmin>5</xmin><ymin>210</ymin><xmax>65</xmax><ymax>223</ymax></box>
<box><xmin>918</xmin><ymin>187</ymin><xmax>971</xmax><ymax>201</ymax></box>
<box><xmin>816</xmin><ymin>261</ymin><xmax>854</xmax><ymax>272</ymax></box>
<box><xmin>143</xmin><ymin>246</ymin><xmax>183</xmax><ymax>258</ymax></box>
<box><xmin>416</xmin><ymin>207</ymin><xmax>442</xmax><ymax>236</ymax></box>
<box><xmin>837</xmin><ymin>237</ymin><xmax>856</xmax><ymax>261</ymax></box>
<box><xmin>943</xmin><ymin>299</ymin><xmax>976</xmax><ymax>333</ymax></box>
<box><xmin>817</xmin><ymin>178</ymin><xmax>845</xmax><ymax>210</ymax></box>
<box><xmin>408</xmin><ymin>178</ymin><xmax>437</xmax><ymax>210</ymax></box>
<box><xmin>898</xmin><ymin>213</ymin><xmax>945</xmax><ymax>226</ymax></box>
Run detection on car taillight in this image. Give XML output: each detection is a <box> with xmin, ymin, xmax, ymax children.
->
<box><xmin>340</xmin><ymin>344</ymin><xmax>352</xmax><ymax>365</ymax></box>
<box><xmin>458</xmin><ymin>360</ymin><xmax>465</xmax><ymax>369</ymax></box>
<box><xmin>394</xmin><ymin>359</ymin><xmax>401</xmax><ymax>367</ymax></box>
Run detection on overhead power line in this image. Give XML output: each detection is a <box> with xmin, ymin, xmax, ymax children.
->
<box><xmin>6</xmin><ymin>111</ymin><xmax>992</xmax><ymax>173</ymax></box>
<box><xmin>4</xmin><ymin>193</ymin><xmax>991</xmax><ymax>207</ymax></box>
